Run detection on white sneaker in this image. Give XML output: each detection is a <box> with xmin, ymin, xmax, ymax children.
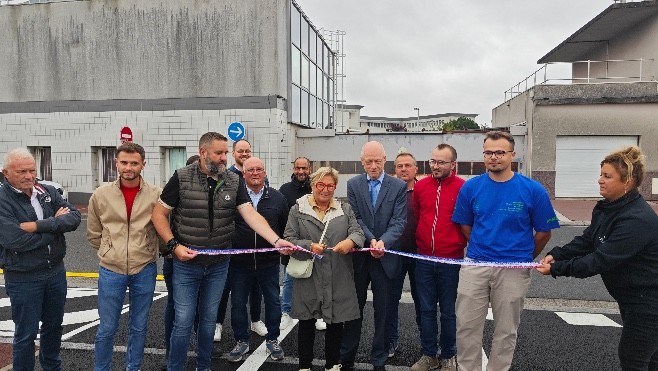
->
<box><xmin>280</xmin><ymin>313</ymin><xmax>294</xmax><ymax>330</ymax></box>
<box><xmin>213</xmin><ymin>323</ymin><xmax>222</xmax><ymax>342</ymax></box>
<box><xmin>250</xmin><ymin>320</ymin><xmax>268</xmax><ymax>336</ymax></box>
<box><xmin>325</xmin><ymin>365</ymin><xmax>342</xmax><ymax>370</ymax></box>
<box><xmin>315</xmin><ymin>318</ymin><xmax>327</xmax><ymax>331</ymax></box>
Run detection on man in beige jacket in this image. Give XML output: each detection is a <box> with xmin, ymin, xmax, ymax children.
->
<box><xmin>87</xmin><ymin>142</ymin><xmax>161</xmax><ymax>371</ymax></box>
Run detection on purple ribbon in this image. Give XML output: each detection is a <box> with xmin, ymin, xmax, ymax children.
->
<box><xmin>187</xmin><ymin>245</ymin><xmax>538</xmax><ymax>268</ymax></box>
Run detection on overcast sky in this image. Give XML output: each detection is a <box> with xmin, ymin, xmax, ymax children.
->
<box><xmin>295</xmin><ymin>0</ymin><xmax>612</xmax><ymax>126</ymax></box>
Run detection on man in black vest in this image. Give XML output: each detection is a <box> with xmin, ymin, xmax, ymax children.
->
<box><xmin>151</xmin><ymin>132</ymin><xmax>295</xmax><ymax>371</ymax></box>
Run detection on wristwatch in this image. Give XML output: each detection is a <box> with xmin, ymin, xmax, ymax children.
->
<box><xmin>161</xmin><ymin>238</ymin><xmax>179</xmax><ymax>258</ymax></box>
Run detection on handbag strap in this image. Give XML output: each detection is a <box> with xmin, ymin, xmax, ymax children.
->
<box><xmin>318</xmin><ymin>209</ymin><xmax>332</xmax><ymax>245</ymax></box>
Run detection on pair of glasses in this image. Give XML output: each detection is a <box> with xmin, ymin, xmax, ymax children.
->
<box><xmin>428</xmin><ymin>159</ymin><xmax>453</xmax><ymax>166</ymax></box>
<box><xmin>483</xmin><ymin>150</ymin><xmax>513</xmax><ymax>159</ymax></box>
<box><xmin>245</xmin><ymin>168</ymin><xmax>264</xmax><ymax>174</ymax></box>
<box><xmin>315</xmin><ymin>182</ymin><xmax>336</xmax><ymax>191</ymax></box>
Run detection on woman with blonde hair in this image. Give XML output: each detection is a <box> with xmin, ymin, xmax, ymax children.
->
<box><xmin>537</xmin><ymin>146</ymin><xmax>658</xmax><ymax>370</ymax></box>
<box><xmin>284</xmin><ymin>166</ymin><xmax>365</xmax><ymax>371</ymax></box>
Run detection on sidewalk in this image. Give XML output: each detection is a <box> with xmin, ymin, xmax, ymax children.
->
<box><xmin>552</xmin><ymin>199</ymin><xmax>658</xmax><ymax>226</ymax></box>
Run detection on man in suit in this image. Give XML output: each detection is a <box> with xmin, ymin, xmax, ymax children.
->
<box><xmin>340</xmin><ymin>141</ymin><xmax>407</xmax><ymax>371</ymax></box>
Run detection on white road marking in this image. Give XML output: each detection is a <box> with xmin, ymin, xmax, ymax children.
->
<box><xmin>555</xmin><ymin>312</ymin><xmax>621</xmax><ymax>327</ymax></box>
<box><xmin>236</xmin><ymin>318</ymin><xmax>299</xmax><ymax>371</ymax></box>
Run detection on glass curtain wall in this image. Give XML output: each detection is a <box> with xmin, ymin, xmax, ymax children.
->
<box><xmin>290</xmin><ymin>1</ymin><xmax>334</xmax><ymax>129</ymax></box>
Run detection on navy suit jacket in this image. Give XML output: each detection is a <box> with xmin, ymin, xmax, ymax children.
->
<box><xmin>347</xmin><ymin>173</ymin><xmax>407</xmax><ymax>279</ymax></box>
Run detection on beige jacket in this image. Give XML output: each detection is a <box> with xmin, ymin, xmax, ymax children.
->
<box><xmin>87</xmin><ymin>177</ymin><xmax>162</xmax><ymax>275</ymax></box>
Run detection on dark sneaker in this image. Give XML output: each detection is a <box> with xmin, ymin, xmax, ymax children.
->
<box><xmin>227</xmin><ymin>341</ymin><xmax>249</xmax><ymax>362</ymax></box>
<box><xmin>266</xmin><ymin>339</ymin><xmax>285</xmax><ymax>361</ymax></box>
<box><xmin>388</xmin><ymin>342</ymin><xmax>398</xmax><ymax>358</ymax></box>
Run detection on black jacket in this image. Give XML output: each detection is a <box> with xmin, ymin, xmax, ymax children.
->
<box><xmin>279</xmin><ymin>175</ymin><xmax>312</xmax><ymax>209</ymax></box>
<box><xmin>0</xmin><ymin>182</ymin><xmax>81</xmax><ymax>282</ymax></box>
<box><xmin>231</xmin><ymin>186</ymin><xmax>289</xmax><ymax>269</ymax></box>
<box><xmin>278</xmin><ymin>175</ymin><xmax>312</xmax><ymax>265</ymax></box>
<box><xmin>549</xmin><ymin>190</ymin><xmax>658</xmax><ymax>313</ymax></box>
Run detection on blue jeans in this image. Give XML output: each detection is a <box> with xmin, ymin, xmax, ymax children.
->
<box><xmin>168</xmin><ymin>259</ymin><xmax>229</xmax><ymax>371</ymax></box>
<box><xmin>281</xmin><ymin>268</ymin><xmax>294</xmax><ymax>314</ymax></box>
<box><xmin>388</xmin><ymin>256</ymin><xmax>420</xmax><ymax>348</ymax></box>
<box><xmin>163</xmin><ymin>257</ymin><xmax>174</xmax><ymax>355</ymax></box>
<box><xmin>6</xmin><ymin>269</ymin><xmax>67</xmax><ymax>371</ymax></box>
<box><xmin>95</xmin><ymin>263</ymin><xmax>157</xmax><ymax>371</ymax></box>
<box><xmin>216</xmin><ymin>261</ymin><xmax>262</xmax><ymax>324</ymax></box>
<box><xmin>230</xmin><ymin>263</ymin><xmax>281</xmax><ymax>342</ymax></box>
<box><xmin>415</xmin><ymin>259</ymin><xmax>460</xmax><ymax>358</ymax></box>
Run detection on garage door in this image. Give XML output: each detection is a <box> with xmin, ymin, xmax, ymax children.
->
<box><xmin>555</xmin><ymin>136</ymin><xmax>638</xmax><ymax>198</ymax></box>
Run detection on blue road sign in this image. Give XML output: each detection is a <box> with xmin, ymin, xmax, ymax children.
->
<box><xmin>228</xmin><ymin>122</ymin><xmax>245</xmax><ymax>141</ymax></box>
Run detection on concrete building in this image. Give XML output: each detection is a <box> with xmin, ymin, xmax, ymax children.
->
<box><xmin>336</xmin><ymin>104</ymin><xmax>477</xmax><ymax>133</ymax></box>
<box><xmin>0</xmin><ymin>0</ymin><xmax>335</xmax><ymax>202</ymax></box>
<box><xmin>492</xmin><ymin>0</ymin><xmax>658</xmax><ymax>200</ymax></box>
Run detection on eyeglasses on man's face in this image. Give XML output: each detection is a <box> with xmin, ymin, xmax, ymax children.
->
<box><xmin>245</xmin><ymin>167</ymin><xmax>264</xmax><ymax>174</ymax></box>
<box><xmin>428</xmin><ymin>159</ymin><xmax>453</xmax><ymax>166</ymax></box>
<box><xmin>483</xmin><ymin>150</ymin><xmax>513</xmax><ymax>159</ymax></box>
<box><xmin>314</xmin><ymin>182</ymin><xmax>336</xmax><ymax>191</ymax></box>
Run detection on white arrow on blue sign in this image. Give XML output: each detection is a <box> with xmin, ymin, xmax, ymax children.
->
<box><xmin>228</xmin><ymin>122</ymin><xmax>245</xmax><ymax>141</ymax></box>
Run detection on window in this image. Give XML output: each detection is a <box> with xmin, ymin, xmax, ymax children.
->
<box><xmin>301</xmin><ymin>90</ymin><xmax>309</xmax><ymax>126</ymax></box>
<box><xmin>100</xmin><ymin>147</ymin><xmax>117</xmax><ymax>183</ymax></box>
<box><xmin>166</xmin><ymin>148</ymin><xmax>187</xmax><ymax>177</ymax></box>
<box><xmin>292</xmin><ymin>47</ymin><xmax>301</xmax><ymax>85</ymax></box>
<box><xmin>310</xmin><ymin>96</ymin><xmax>317</xmax><ymax>127</ymax></box>
<box><xmin>301</xmin><ymin>19</ymin><xmax>309</xmax><ymax>56</ymax></box>
<box><xmin>302</xmin><ymin>56</ymin><xmax>310</xmax><ymax>89</ymax></box>
<box><xmin>29</xmin><ymin>146</ymin><xmax>52</xmax><ymax>181</ymax></box>
<box><xmin>291</xmin><ymin>6</ymin><xmax>301</xmax><ymax>47</ymax></box>
<box><xmin>292</xmin><ymin>86</ymin><xmax>301</xmax><ymax>124</ymax></box>
<box><xmin>309</xmin><ymin>29</ymin><xmax>317</xmax><ymax>63</ymax></box>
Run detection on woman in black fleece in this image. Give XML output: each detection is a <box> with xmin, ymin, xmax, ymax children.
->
<box><xmin>537</xmin><ymin>146</ymin><xmax>658</xmax><ymax>371</ymax></box>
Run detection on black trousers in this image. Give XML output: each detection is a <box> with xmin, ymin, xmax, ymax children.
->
<box><xmin>618</xmin><ymin>306</ymin><xmax>658</xmax><ymax>371</ymax></box>
<box><xmin>298</xmin><ymin>319</ymin><xmax>343</xmax><ymax>369</ymax></box>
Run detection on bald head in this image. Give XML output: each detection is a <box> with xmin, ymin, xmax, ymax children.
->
<box><xmin>243</xmin><ymin>156</ymin><xmax>266</xmax><ymax>192</ymax></box>
<box><xmin>360</xmin><ymin>141</ymin><xmax>387</xmax><ymax>179</ymax></box>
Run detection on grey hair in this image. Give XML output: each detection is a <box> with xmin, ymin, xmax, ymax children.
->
<box><xmin>310</xmin><ymin>166</ymin><xmax>339</xmax><ymax>185</ymax></box>
<box><xmin>3</xmin><ymin>148</ymin><xmax>34</xmax><ymax>170</ymax></box>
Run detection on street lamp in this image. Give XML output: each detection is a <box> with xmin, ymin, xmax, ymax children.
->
<box><xmin>413</xmin><ymin>107</ymin><xmax>420</xmax><ymax>128</ymax></box>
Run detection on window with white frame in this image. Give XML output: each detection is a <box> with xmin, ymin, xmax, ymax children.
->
<box><xmin>29</xmin><ymin>146</ymin><xmax>52</xmax><ymax>181</ymax></box>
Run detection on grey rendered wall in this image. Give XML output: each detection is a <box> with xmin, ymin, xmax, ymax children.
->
<box><xmin>0</xmin><ymin>0</ymin><xmax>289</xmax><ymax>102</ymax></box>
<box><xmin>572</xmin><ymin>14</ymin><xmax>658</xmax><ymax>81</ymax></box>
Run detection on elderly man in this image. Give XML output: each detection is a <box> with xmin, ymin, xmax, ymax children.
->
<box><xmin>227</xmin><ymin>157</ymin><xmax>290</xmax><ymax>362</ymax></box>
<box><xmin>0</xmin><ymin>148</ymin><xmax>81</xmax><ymax>371</ymax></box>
<box><xmin>341</xmin><ymin>141</ymin><xmax>407</xmax><ymax>371</ymax></box>
<box><xmin>151</xmin><ymin>132</ymin><xmax>295</xmax><ymax>371</ymax></box>
<box><xmin>214</xmin><ymin>138</ymin><xmax>267</xmax><ymax>342</ymax></box>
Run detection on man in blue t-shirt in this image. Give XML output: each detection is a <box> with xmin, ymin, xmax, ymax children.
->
<box><xmin>452</xmin><ymin>131</ymin><xmax>559</xmax><ymax>371</ymax></box>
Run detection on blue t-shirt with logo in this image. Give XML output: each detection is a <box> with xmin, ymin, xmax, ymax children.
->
<box><xmin>452</xmin><ymin>173</ymin><xmax>559</xmax><ymax>262</ymax></box>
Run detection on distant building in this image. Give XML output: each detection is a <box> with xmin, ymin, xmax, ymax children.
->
<box><xmin>492</xmin><ymin>0</ymin><xmax>658</xmax><ymax>200</ymax></box>
<box><xmin>336</xmin><ymin>104</ymin><xmax>477</xmax><ymax>133</ymax></box>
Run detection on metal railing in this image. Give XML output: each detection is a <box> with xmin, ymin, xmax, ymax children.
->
<box><xmin>503</xmin><ymin>58</ymin><xmax>656</xmax><ymax>102</ymax></box>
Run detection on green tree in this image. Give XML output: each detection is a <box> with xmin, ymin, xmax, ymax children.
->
<box><xmin>442</xmin><ymin>117</ymin><xmax>479</xmax><ymax>132</ymax></box>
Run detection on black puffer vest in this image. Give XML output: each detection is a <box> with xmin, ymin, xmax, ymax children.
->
<box><xmin>172</xmin><ymin>164</ymin><xmax>240</xmax><ymax>265</ymax></box>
